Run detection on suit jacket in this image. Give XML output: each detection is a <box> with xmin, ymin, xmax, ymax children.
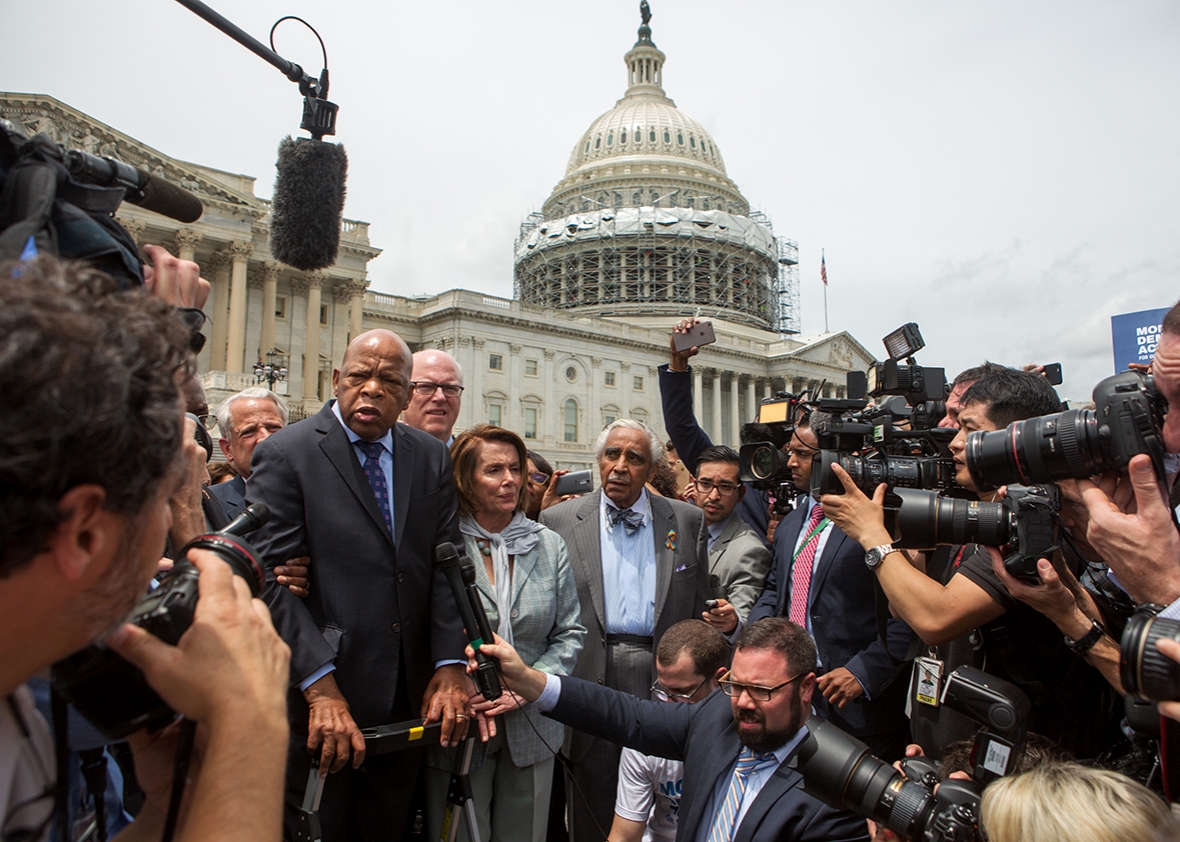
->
<box><xmin>748</xmin><ymin>503</ymin><xmax>913</xmax><ymax>741</ymax></box>
<box><xmin>710</xmin><ymin>514</ymin><xmax>772</xmax><ymax>622</ymax></box>
<box><xmin>208</xmin><ymin>473</ymin><xmax>246</xmax><ymax>521</ymax></box>
<box><xmin>548</xmin><ymin>676</ymin><xmax>869</xmax><ymax>842</ymax></box>
<box><xmin>658</xmin><ymin>364</ymin><xmax>769</xmax><ymax>540</ymax></box>
<box><xmin>540</xmin><ymin>490</ymin><xmax>710</xmax><ymax>760</ymax></box>
<box><xmin>428</xmin><ymin>529</ymin><xmax>585</xmax><ymax>770</ymax></box>
<box><xmin>247</xmin><ymin>402</ymin><xmax>466</xmax><ymax>729</ymax></box>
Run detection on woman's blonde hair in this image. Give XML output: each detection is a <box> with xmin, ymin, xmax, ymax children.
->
<box><xmin>980</xmin><ymin>762</ymin><xmax>1179</xmax><ymax>842</ymax></box>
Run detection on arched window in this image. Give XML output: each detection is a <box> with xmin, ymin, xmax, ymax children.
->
<box><xmin>563</xmin><ymin>399</ymin><xmax>578</xmax><ymax>443</ymax></box>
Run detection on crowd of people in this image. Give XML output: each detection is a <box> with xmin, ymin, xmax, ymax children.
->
<box><xmin>3</xmin><ymin>244</ymin><xmax>1180</xmax><ymax>842</ymax></box>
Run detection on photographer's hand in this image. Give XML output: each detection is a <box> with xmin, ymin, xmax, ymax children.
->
<box><xmin>142</xmin><ymin>244</ymin><xmax>210</xmax><ymax>310</ymax></box>
<box><xmin>820</xmin><ymin>464</ymin><xmax>892</xmax><ymax>549</ymax></box>
<box><xmin>168</xmin><ymin>414</ymin><xmax>208</xmax><ymax>550</ymax></box>
<box><xmin>467</xmin><ymin>633</ymin><xmax>548</xmax><ymax>703</ymax></box>
<box><xmin>1078</xmin><ymin>454</ymin><xmax>1180</xmax><ymax>605</ymax></box>
<box><xmin>541</xmin><ymin>469</ymin><xmax>575</xmax><ymax>512</ymax></box>
<box><xmin>702</xmin><ymin>597</ymin><xmax>738</xmax><ymax>634</ymax></box>
<box><xmin>669</xmin><ymin>318</ymin><xmax>702</xmax><ymax>372</ymax></box>
<box><xmin>107</xmin><ymin>548</ymin><xmax>289</xmax><ymax>842</ymax></box>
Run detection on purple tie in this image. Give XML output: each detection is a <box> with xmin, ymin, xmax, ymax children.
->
<box><xmin>355</xmin><ymin>440</ymin><xmax>392</xmax><ymax>535</ymax></box>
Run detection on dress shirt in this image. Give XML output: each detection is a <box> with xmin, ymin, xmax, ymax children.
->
<box><xmin>600</xmin><ymin>489</ymin><xmax>657</xmax><ymax>635</ymax></box>
<box><xmin>332</xmin><ymin>401</ymin><xmax>395</xmax><ymax>519</ymax></box>
<box><xmin>789</xmin><ymin>496</ymin><xmax>835</xmax><ymax>643</ymax></box>
<box><xmin>707</xmin><ymin>513</ymin><xmax>733</xmax><ymax>553</ymax></box>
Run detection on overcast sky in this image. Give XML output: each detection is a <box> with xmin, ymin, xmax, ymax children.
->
<box><xmin>4</xmin><ymin>0</ymin><xmax>1179</xmax><ymax>400</ymax></box>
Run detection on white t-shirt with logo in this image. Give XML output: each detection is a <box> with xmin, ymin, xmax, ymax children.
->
<box><xmin>615</xmin><ymin>747</ymin><xmax>683</xmax><ymax>842</ymax></box>
<box><xmin>1</xmin><ymin>684</ymin><xmax>55</xmax><ymax>842</ymax></box>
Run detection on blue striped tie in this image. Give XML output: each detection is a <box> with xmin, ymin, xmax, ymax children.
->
<box><xmin>355</xmin><ymin>440</ymin><xmax>392</xmax><ymax>535</ymax></box>
<box><xmin>706</xmin><ymin>746</ymin><xmax>776</xmax><ymax>842</ymax></box>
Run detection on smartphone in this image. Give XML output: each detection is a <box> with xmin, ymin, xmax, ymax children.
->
<box><xmin>705</xmin><ymin>599</ymin><xmax>720</xmax><ymax>611</ymax></box>
<box><xmin>672</xmin><ymin>320</ymin><xmax>717</xmax><ymax>353</ymax></box>
<box><xmin>1042</xmin><ymin>362</ymin><xmax>1063</xmax><ymax>385</ymax></box>
<box><xmin>554</xmin><ymin>469</ymin><xmax>593</xmax><ymax>497</ymax></box>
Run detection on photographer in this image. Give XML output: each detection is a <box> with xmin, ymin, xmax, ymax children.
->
<box><xmin>821</xmin><ymin>368</ymin><xmax>1118</xmax><ymax>757</ymax></box>
<box><xmin>0</xmin><ymin>257</ymin><xmax>289</xmax><ymax>842</ymax></box>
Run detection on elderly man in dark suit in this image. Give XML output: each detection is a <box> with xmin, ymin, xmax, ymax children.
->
<box><xmin>477</xmin><ymin>617</ymin><xmax>870</xmax><ymax>842</ymax></box>
<box><xmin>541</xmin><ymin>419</ymin><xmax>710</xmax><ymax>841</ymax></box>
<box><xmin>247</xmin><ymin>329</ymin><xmax>471</xmax><ymax>842</ymax></box>
<box><xmin>209</xmin><ymin>386</ymin><xmax>287</xmax><ymax>519</ymax></box>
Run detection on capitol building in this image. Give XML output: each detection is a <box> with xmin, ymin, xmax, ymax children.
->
<box><xmin>1</xmin><ymin>8</ymin><xmax>875</xmax><ymax>471</ymax></box>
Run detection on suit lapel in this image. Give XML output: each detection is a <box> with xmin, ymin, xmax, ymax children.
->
<box><xmin>651</xmin><ymin>495</ymin><xmax>675</xmax><ymax>630</ymax></box>
<box><xmin>572</xmin><ymin>492</ymin><xmax>606</xmax><ymax>632</ymax></box>
<box><xmin>807</xmin><ymin>526</ymin><xmax>849</xmax><ymax>601</ymax></box>
<box><xmin>391</xmin><ymin>424</ymin><xmax>414</xmax><ymax>549</ymax></box>
<box><xmin>683</xmin><ymin>710</ymin><xmax>742</xmax><ymax>838</ymax></box>
<box><xmin>316</xmin><ymin>406</ymin><xmax>394</xmax><ymax>545</ymax></box>
<box><xmin>733</xmin><ymin>761</ymin><xmax>805</xmax><ymax>842</ymax></box>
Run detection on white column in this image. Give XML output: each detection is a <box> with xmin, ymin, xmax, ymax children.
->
<box><xmin>729</xmin><ymin>373</ymin><xmax>740</xmax><ymax>444</ymax></box>
<box><xmin>693</xmin><ymin>367</ymin><xmax>704</xmax><ymax>425</ymax></box>
<box><xmin>349</xmin><ymin>281</ymin><xmax>367</xmax><ymax>340</ymax></box>
<box><xmin>746</xmin><ymin>377</ymin><xmax>757</xmax><ymax>423</ymax></box>
<box><xmin>259</xmin><ymin>261</ymin><xmax>279</xmax><ymax>360</ymax></box>
<box><xmin>711</xmin><ymin>369</ymin><xmax>722</xmax><ymax>443</ymax></box>
<box><xmin>173</xmin><ymin>228</ymin><xmax>201</xmax><ymax>262</ymax></box>
<box><xmin>224</xmin><ymin>241</ymin><xmax>253</xmax><ymax>373</ymax></box>
<box><xmin>206</xmin><ymin>251</ymin><xmax>230</xmax><ymax>371</ymax></box>
<box><xmin>302</xmin><ymin>271</ymin><xmax>325</xmax><ymax>400</ymax></box>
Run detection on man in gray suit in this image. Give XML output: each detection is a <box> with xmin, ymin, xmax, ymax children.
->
<box><xmin>692</xmin><ymin>445</ymin><xmax>772</xmax><ymax>622</ymax></box>
<box><xmin>541</xmin><ymin>419</ymin><xmax>710</xmax><ymax>842</ymax></box>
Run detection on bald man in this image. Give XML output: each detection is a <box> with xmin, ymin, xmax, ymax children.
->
<box><xmin>248</xmin><ymin>329</ymin><xmax>470</xmax><ymax>842</ymax></box>
<box><xmin>400</xmin><ymin>349</ymin><xmax>464</xmax><ymax>445</ymax></box>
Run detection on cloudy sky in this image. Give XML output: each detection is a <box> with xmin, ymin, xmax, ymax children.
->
<box><xmin>4</xmin><ymin>0</ymin><xmax>1179</xmax><ymax>400</ymax></box>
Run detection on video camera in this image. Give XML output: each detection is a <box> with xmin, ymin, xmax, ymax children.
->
<box><xmin>738</xmin><ymin>392</ymin><xmax>807</xmax><ymax>514</ymax></box>
<box><xmin>889</xmin><ymin>484</ymin><xmax>1062</xmax><ymax>584</ymax></box>
<box><xmin>794</xmin><ymin>666</ymin><xmax>1030</xmax><ymax>842</ymax></box>
<box><xmin>965</xmin><ymin>369</ymin><xmax>1169</xmax><ymax>491</ymax></box>
<box><xmin>810</xmin><ymin>323</ymin><xmax>956</xmax><ymax>500</ymax></box>
<box><xmin>51</xmin><ymin>505</ymin><xmax>271</xmax><ymax>739</ymax></box>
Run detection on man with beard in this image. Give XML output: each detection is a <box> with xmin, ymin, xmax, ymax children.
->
<box><xmin>0</xmin><ymin>256</ymin><xmax>290</xmax><ymax>842</ymax></box>
<box><xmin>476</xmin><ymin>617</ymin><xmax>869</xmax><ymax>842</ymax></box>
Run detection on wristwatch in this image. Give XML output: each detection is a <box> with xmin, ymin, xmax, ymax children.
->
<box><xmin>864</xmin><ymin>544</ymin><xmax>896</xmax><ymax>570</ymax></box>
<box><xmin>1064</xmin><ymin>618</ymin><xmax>1105</xmax><ymax>656</ymax></box>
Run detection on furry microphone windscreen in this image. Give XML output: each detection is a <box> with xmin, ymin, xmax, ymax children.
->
<box><xmin>269</xmin><ymin>136</ymin><xmax>348</xmax><ymax>271</ymax></box>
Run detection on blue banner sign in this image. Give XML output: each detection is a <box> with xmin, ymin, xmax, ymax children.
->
<box><xmin>1111</xmin><ymin>308</ymin><xmax>1169</xmax><ymax>372</ymax></box>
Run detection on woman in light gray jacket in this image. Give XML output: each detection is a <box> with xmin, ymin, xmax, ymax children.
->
<box><xmin>425</xmin><ymin>425</ymin><xmax>584</xmax><ymax>842</ymax></box>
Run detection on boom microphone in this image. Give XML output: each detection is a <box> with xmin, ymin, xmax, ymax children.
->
<box><xmin>434</xmin><ymin>541</ymin><xmax>502</xmax><ymax>701</ymax></box>
<box><xmin>269</xmin><ymin>136</ymin><xmax>347</xmax><ymax>271</ymax></box>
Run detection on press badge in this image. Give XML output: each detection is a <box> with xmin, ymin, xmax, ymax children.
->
<box><xmin>913</xmin><ymin>656</ymin><xmax>943</xmax><ymax>707</ymax></box>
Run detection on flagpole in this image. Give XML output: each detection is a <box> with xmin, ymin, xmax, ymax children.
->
<box><xmin>822</xmin><ymin>249</ymin><xmax>829</xmax><ymax>333</ymax></box>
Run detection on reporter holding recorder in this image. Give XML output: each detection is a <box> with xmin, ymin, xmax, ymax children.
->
<box><xmin>423</xmin><ymin>425</ymin><xmax>585</xmax><ymax>842</ymax></box>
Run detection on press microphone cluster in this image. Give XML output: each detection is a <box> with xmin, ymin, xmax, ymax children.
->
<box><xmin>435</xmin><ymin>541</ymin><xmax>503</xmax><ymax>701</ymax></box>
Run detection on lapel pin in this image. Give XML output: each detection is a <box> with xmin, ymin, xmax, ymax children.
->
<box><xmin>666</xmin><ymin>529</ymin><xmax>677</xmax><ymax>550</ymax></box>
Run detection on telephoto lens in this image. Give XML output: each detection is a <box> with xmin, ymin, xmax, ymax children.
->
<box><xmin>890</xmin><ymin>488</ymin><xmax>1009</xmax><ymax>550</ymax></box>
<box><xmin>1120</xmin><ymin>613</ymin><xmax>1180</xmax><ymax>703</ymax></box>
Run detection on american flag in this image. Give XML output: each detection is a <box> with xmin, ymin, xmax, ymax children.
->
<box><xmin>821</xmin><ymin>252</ymin><xmax>827</xmax><ymax>287</ymax></box>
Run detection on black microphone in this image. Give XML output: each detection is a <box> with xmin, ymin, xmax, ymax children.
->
<box><xmin>222</xmin><ymin>502</ymin><xmax>271</xmax><ymax>537</ymax></box>
<box><xmin>63</xmin><ymin>148</ymin><xmax>204</xmax><ymax>223</ymax></box>
<box><xmin>434</xmin><ymin>541</ymin><xmax>502</xmax><ymax>701</ymax></box>
<box><xmin>269</xmin><ymin>136</ymin><xmax>347</xmax><ymax>271</ymax></box>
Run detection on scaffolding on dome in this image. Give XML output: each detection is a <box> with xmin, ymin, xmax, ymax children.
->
<box><xmin>513</xmin><ymin>206</ymin><xmax>801</xmax><ymax>335</ymax></box>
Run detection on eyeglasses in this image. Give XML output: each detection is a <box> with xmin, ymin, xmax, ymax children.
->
<box><xmin>409</xmin><ymin>381</ymin><xmax>464</xmax><ymax>398</ymax></box>
<box><xmin>696</xmin><ymin>478</ymin><xmax>740</xmax><ymax>497</ymax></box>
<box><xmin>717</xmin><ymin>671</ymin><xmax>803</xmax><ymax>702</ymax></box>
<box><xmin>651</xmin><ymin>676</ymin><xmax>709</xmax><ymax>703</ymax></box>
<box><xmin>529</xmin><ymin>472</ymin><xmax>550</xmax><ymax>485</ymax></box>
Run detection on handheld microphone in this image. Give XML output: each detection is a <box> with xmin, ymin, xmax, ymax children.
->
<box><xmin>434</xmin><ymin>541</ymin><xmax>502</xmax><ymax>701</ymax></box>
<box><xmin>269</xmin><ymin>135</ymin><xmax>347</xmax><ymax>271</ymax></box>
<box><xmin>222</xmin><ymin>502</ymin><xmax>271</xmax><ymax>537</ymax></box>
<box><xmin>63</xmin><ymin>147</ymin><xmax>204</xmax><ymax>223</ymax></box>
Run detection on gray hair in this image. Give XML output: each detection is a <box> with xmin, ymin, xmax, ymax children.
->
<box><xmin>214</xmin><ymin>387</ymin><xmax>289</xmax><ymax>437</ymax></box>
<box><xmin>594</xmin><ymin>418</ymin><xmax>662</xmax><ymax>465</ymax></box>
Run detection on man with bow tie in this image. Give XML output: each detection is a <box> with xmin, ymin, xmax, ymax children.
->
<box><xmin>541</xmin><ymin>419</ymin><xmax>710</xmax><ymax>842</ymax></box>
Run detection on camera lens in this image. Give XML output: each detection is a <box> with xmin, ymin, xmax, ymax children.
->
<box><xmin>964</xmin><ymin>409</ymin><xmax>1106</xmax><ymax>491</ymax></box>
<box><xmin>1120</xmin><ymin>613</ymin><xmax>1180</xmax><ymax>703</ymax></box>
<box><xmin>741</xmin><ymin>442</ymin><xmax>789</xmax><ymax>483</ymax></box>
<box><xmin>180</xmin><ymin>534</ymin><xmax>265</xmax><ymax>596</ymax></box>
<box><xmin>891</xmin><ymin>489</ymin><xmax>1010</xmax><ymax>550</ymax></box>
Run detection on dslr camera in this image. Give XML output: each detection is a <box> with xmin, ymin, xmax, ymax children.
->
<box><xmin>794</xmin><ymin>666</ymin><xmax>1030</xmax><ymax>842</ymax></box>
<box><xmin>889</xmin><ymin>484</ymin><xmax>1062</xmax><ymax>583</ymax></box>
<box><xmin>965</xmin><ymin>369</ymin><xmax>1169</xmax><ymax>491</ymax></box>
<box><xmin>52</xmin><ymin>505</ymin><xmax>271</xmax><ymax>739</ymax></box>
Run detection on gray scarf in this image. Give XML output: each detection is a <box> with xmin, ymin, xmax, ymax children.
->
<box><xmin>458</xmin><ymin>512</ymin><xmax>544</xmax><ymax>646</ymax></box>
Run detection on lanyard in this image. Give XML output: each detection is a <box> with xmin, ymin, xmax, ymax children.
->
<box><xmin>792</xmin><ymin>517</ymin><xmax>830</xmax><ymax>562</ymax></box>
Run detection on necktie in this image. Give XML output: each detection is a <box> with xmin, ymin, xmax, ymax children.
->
<box><xmin>355</xmin><ymin>440</ymin><xmax>392</xmax><ymax>535</ymax></box>
<box><xmin>607</xmin><ymin>506</ymin><xmax>644</xmax><ymax>535</ymax></box>
<box><xmin>706</xmin><ymin>746</ymin><xmax>776</xmax><ymax>842</ymax></box>
<box><xmin>788</xmin><ymin>504</ymin><xmax>826</xmax><ymax>626</ymax></box>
